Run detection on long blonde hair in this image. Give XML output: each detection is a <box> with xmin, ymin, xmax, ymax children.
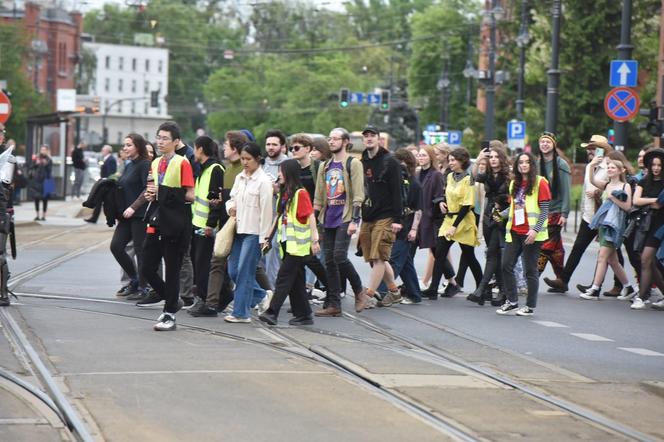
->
<box><xmin>607</xmin><ymin>159</ymin><xmax>627</xmax><ymax>183</ymax></box>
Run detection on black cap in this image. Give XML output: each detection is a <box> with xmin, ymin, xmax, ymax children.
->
<box><xmin>362</xmin><ymin>125</ymin><xmax>380</xmax><ymax>135</ymax></box>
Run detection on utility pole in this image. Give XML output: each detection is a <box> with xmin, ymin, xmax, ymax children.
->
<box><xmin>515</xmin><ymin>0</ymin><xmax>529</xmax><ymax>120</ymax></box>
<box><xmin>545</xmin><ymin>0</ymin><xmax>561</xmax><ymax>134</ymax></box>
<box><xmin>656</xmin><ymin>0</ymin><xmax>664</xmax><ymax>147</ymax></box>
<box><xmin>484</xmin><ymin>0</ymin><xmax>498</xmax><ymax>140</ymax></box>
<box><xmin>614</xmin><ymin>0</ymin><xmax>633</xmax><ymax>150</ymax></box>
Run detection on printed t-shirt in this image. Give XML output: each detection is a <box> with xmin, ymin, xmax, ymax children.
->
<box><xmin>324</xmin><ymin>161</ymin><xmax>346</xmax><ymax>228</ymax></box>
<box><xmin>511</xmin><ymin>178</ymin><xmax>552</xmax><ymax>235</ymax></box>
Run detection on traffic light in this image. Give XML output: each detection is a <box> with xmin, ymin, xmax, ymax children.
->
<box><xmin>638</xmin><ymin>106</ymin><xmax>661</xmax><ymax>137</ymax></box>
<box><xmin>380</xmin><ymin>90</ymin><xmax>390</xmax><ymax>111</ymax></box>
<box><xmin>339</xmin><ymin>88</ymin><xmax>349</xmax><ymax>108</ymax></box>
<box><xmin>150</xmin><ymin>90</ymin><xmax>159</xmax><ymax>108</ymax></box>
<box><xmin>607</xmin><ymin>128</ymin><xmax>615</xmax><ymax>145</ymax></box>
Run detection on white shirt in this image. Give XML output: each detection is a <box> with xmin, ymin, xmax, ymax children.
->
<box><xmin>226</xmin><ymin>166</ymin><xmax>274</xmax><ymax>242</ymax></box>
<box><xmin>582</xmin><ymin>161</ymin><xmax>608</xmax><ymax>223</ymax></box>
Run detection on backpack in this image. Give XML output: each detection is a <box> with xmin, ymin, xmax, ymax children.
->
<box><xmin>400</xmin><ymin>167</ymin><xmax>412</xmax><ymax>216</ymax></box>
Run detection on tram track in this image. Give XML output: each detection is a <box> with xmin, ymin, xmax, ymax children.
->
<box><xmin>13</xmin><ymin>293</ymin><xmax>656</xmax><ymax>441</ymax></box>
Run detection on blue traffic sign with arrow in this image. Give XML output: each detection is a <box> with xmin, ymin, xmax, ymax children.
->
<box><xmin>610</xmin><ymin>60</ymin><xmax>638</xmax><ymax>87</ymax></box>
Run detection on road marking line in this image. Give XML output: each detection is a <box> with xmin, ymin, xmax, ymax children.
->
<box><xmin>570</xmin><ymin>333</ymin><xmax>614</xmax><ymax>342</ymax></box>
<box><xmin>531</xmin><ymin>320</ymin><xmax>568</xmax><ymax>328</ymax></box>
<box><xmin>618</xmin><ymin>347</ymin><xmax>664</xmax><ymax>357</ymax></box>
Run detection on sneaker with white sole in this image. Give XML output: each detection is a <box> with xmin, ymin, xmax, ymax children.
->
<box><xmin>311</xmin><ymin>288</ymin><xmax>325</xmax><ymax>300</ymax></box>
<box><xmin>224</xmin><ymin>315</ymin><xmax>251</xmax><ymax>323</ymax></box>
<box><xmin>257</xmin><ymin>290</ymin><xmax>273</xmax><ymax>315</ymax></box>
<box><xmin>378</xmin><ymin>289</ymin><xmax>403</xmax><ymax>307</ymax></box>
<box><xmin>630</xmin><ymin>297</ymin><xmax>647</xmax><ymax>310</ymax></box>
<box><xmin>515</xmin><ymin>306</ymin><xmax>534</xmax><ymax>316</ymax></box>
<box><xmin>400</xmin><ymin>297</ymin><xmax>421</xmax><ymax>305</ymax></box>
<box><xmin>617</xmin><ymin>286</ymin><xmax>637</xmax><ymax>301</ymax></box>
<box><xmin>496</xmin><ymin>301</ymin><xmax>519</xmax><ymax>315</ymax></box>
<box><xmin>651</xmin><ymin>298</ymin><xmax>664</xmax><ymax>310</ymax></box>
<box><xmin>579</xmin><ymin>287</ymin><xmax>601</xmax><ymax>300</ymax></box>
<box><xmin>136</xmin><ymin>291</ymin><xmax>164</xmax><ymax>308</ymax></box>
<box><xmin>153</xmin><ymin>313</ymin><xmax>176</xmax><ymax>331</ymax></box>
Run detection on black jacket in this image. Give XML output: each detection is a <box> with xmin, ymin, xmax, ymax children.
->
<box><xmin>361</xmin><ymin>148</ymin><xmax>403</xmax><ymax>224</ymax></box>
<box><xmin>145</xmin><ymin>185</ymin><xmax>192</xmax><ymax>240</ymax></box>
<box><xmin>82</xmin><ymin>178</ymin><xmax>120</xmax><ymax>227</ymax></box>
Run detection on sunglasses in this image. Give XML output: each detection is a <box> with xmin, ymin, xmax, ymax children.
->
<box><xmin>289</xmin><ymin>145</ymin><xmax>306</xmax><ymax>152</ymax></box>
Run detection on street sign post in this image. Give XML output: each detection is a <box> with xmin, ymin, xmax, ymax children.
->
<box><xmin>609</xmin><ymin>60</ymin><xmax>638</xmax><ymax>88</ymax></box>
<box><xmin>507</xmin><ymin>120</ymin><xmax>526</xmax><ymax>150</ymax></box>
<box><xmin>448</xmin><ymin>130</ymin><xmax>462</xmax><ymax>145</ymax></box>
<box><xmin>0</xmin><ymin>90</ymin><xmax>11</xmax><ymax>124</ymax></box>
<box><xmin>367</xmin><ymin>93</ymin><xmax>381</xmax><ymax>105</ymax></box>
<box><xmin>350</xmin><ymin>92</ymin><xmax>364</xmax><ymax>104</ymax></box>
<box><xmin>423</xmin><ymin>131</ymin><xmax>448</xmax><ymax>145</ymax></box>
<box><xmin>604</xmin><ymin>87</ymin><xmax>640</xmax><ymax>122</ymax></box>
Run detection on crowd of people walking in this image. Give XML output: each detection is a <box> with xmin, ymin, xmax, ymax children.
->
<box><xmin>82</xmin><ymin>121</ymin><xmax>663</xmax><ymax>331</ymax></box>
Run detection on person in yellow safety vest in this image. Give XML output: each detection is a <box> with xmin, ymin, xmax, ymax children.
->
<box><xmin>138</xmin><ymin>121</ymin><xmax>195</xmax><ymax>331</ymax></box>
<box><xmin>258</xmin><ymin>159</ymin><xmax>320</xmax><ymax>326</ymax></box>
<box><xmin>188</xmin><ymin>136</ymin><xmax>225</xmax><ymax>318</ymax></box>
<box><xmin>497</xmin><ymin>152</ymin><xmax>551</xmax><ymax>317</ymax></box>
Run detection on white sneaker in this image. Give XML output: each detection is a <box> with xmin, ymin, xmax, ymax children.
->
<box><xmin>224</xmin><ymin>315</ymin><xmax>251</xmax><ymax>323</ymax></box>
<box><xmin>311</xmin><ymin>288</ymin><xmax>325</xmax><ymax>300</ymax></box>
<box><xmin>651</xmin><ymin>298</ymin><xmax>664</xmax><ymax>310</ymax></box>
<box><xmin>418</xmin><ymin>279</ymin><xmax>428</xmax><ymax>291</ymax></box>
<box><xmin>153</xmin><ymin>313</ymin><xmax>176</xmax><ymax>331</ymax></box>
<box><xmin>515</xmin><ymin>306</ymin><xmax>534</xmax><ymax>316</ymax></box>
<box><xmin>630</xmin><ymin>297</ymin><xmax>647</xmax><ymax>310</ymax></box>
<box><xmin>617</xmin><ymin>286</ymin><xmax>637</xmax><ymax>301</ymax></box>
<box><xmin>257</xmin><ymin>290</ymin><xmax>273</xmax><ymax>315</ymax></box>
<box><xmin>496</xmin><ymin>301</ymin><xmax>519</xmax><ymax>315</ymax></box>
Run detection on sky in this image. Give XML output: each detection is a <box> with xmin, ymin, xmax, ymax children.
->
<box><xmin>71</xmin><ymin>0</ymin><xmax>348</xmax><ymax>13</ymax></box>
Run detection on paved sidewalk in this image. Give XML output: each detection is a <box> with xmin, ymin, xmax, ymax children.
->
<box><xmin>13</xmin><ymin>198</ymin><xmax>90</xmax><ymax>227</ymax></box>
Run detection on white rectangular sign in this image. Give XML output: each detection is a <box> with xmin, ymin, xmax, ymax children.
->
<box><xmin>57</xmin><ymin>88</ymin><xmax>77</xmax><ymax>112</ymax></box>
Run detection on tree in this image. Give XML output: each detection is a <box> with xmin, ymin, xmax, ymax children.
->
<box><xmin>0</xmin><ymin>22</ymin><xmax>49</xmax><ymax>145</ymax></box>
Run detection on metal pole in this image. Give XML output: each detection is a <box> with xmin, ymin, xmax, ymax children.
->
<box><xmin>484</xmin><ymin>0</ymin><xmax>497</xmax><ymax>139</ymax></box>
<box><xmin>613</xmin><ymin>0</ymin><xmax>633</xmax><ymax>150</ymax></box>
<box><xmin>516</xmin><ymin>0</ymin><xmax>528</xmax><ymax>120</ymax></box>
<box><xmin>545</xmin><ymin>0</ymin><xmax>561</xmax><ymax>133</ymax></box>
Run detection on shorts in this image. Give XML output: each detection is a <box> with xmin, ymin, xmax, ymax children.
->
<box><xmin>359</xmin><ymin>218</ymin><xmax>395</xmax><ymax>262</ymax></box>
<box><xmin>598</xmin><ymin>229</ymin><xmax>615</xmax><ymax>249</ymax></box>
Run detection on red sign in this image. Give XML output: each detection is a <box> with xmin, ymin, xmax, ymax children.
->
<box><xmin>0</xmin><ymin>91</ymin><xmax>11</xmax><ymax>124</ymax></box>
<box><xmin>604</xmin><ymin>87</ymin><xmax>640</xmax><ymax>122</ymax></box>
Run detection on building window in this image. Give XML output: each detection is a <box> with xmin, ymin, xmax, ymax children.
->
<box><xmin>131</xmin><ymin>102</ymin><xmax>136</xmax><ymax>114</ymax></box>
<box><xmin>145</xmin><ymin>59</ymin><xmax>150</xmax><ymax>72</ymax></box>
<box><xmin>118</xmin><ymin>79</ymin><xmax>123</xmax><ymax>92</ymax></box>
<box><xmin>144</xmin><ymin>102</ymin><xmax>148</xmax><ymax>114</ymax></box>
<box><xmin>58</xmin><ymin>42</ymin><xmax>67</xmax><ymax>74</ymax></box>
<box><xmin>144</xmin><ymin>132</ymin><xmax>149</xmax><ymax>141</ymax></box>
<box><xmin>131</xmin><ymin>80</ymin><xmax>136</xmax><ymax>93</ymax></box>
<box><xmin>144</xmin><ymin>81</ymin><xmax>149</xmax><ymax>93</ymax></box>
<box><xmin>104</xmin><ymin>78</ymin><xmax>110</xmax><ymax>92</ymax></box>
<box><xmin>118</xmin><ymin>57</ymin><xmax>124</xmax><ymax>71</ymax></box>
<box><xmin>158</xmin><ymin>60</ymin><xmax>163</xmax><ymax>73</ymax></box>
<box><xmin>117</xmin><ymin>132</ymin><xmax>123</xmax><ymax>144</ymax></box>
<box><xmin>158</xmin><ymin>81</ymin><xmax>162</xmax><ymax>91</ymax></box>
<box><xmin>132</xmin><ymin>58</ymin><xmax>137</xmax><ymax>71</ymax></box>
<box><xmin>105</xmin><ymin>56</ymin><xmax>110</xmax><ymax>69</ymax></box>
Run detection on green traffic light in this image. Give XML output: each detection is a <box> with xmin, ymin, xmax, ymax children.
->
<box><xmin>340</xmin><ymin>101</ymin><xmax>349</xmax><ymax>108</ymax></box>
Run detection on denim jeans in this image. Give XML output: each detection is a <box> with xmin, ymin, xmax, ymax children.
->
<box><xmin>378</xmin><ymin>238</ymin><xmax>422</xmax><ymax>301</ymax></box>
<box><xmin>502</xmin><ymin>233</ymin><xmax>543</xmax><ymax>308</ymax></box>
<box><xmin>228</xmin><ymin>234</ymin><xmax>265</xmax><ymax>319</ymax></box>
<box><xmin>323</xmin><ymin>223</ymin><xmax>362</xmax><ymax>309</ymax></box>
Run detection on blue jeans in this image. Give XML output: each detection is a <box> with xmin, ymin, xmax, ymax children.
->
<box><xmin>379</xmin><ymin>239</ymin><xmax>422</xmax><ymax>302</ymax></box>
<box><xmin>228</xmin><ymin>234</ymin><xmax>265</xmax><ymax>318</ymax></box>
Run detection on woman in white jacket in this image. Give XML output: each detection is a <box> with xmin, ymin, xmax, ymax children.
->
<box><xmin>225</xmin><ymin>142</ymin><xmax>274</xmax><ymax>323</ymax></box>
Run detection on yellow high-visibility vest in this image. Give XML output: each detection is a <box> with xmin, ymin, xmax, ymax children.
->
<box><xmin>505</xmin><ymin>175</ymin><xmax>549</xmax><ymax>242</ymax></box>
<box><xmin>192</xmin><ymin>162</ymin><xmax>224</xmax><ymax>229</ymax></box>
<box><xmin>276</xmin><ymin>188</ymin><xmax>311</xmax><ymax>256</ymax></box>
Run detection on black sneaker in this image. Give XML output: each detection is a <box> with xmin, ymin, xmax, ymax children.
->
<box><xmin>182</xmin><ymin>297</ymin><xmax>195</xmax><ymax>309</ymax></box>
<box><xmin>441</xmin><ymin>284</ymin><xmax>461</xmax><ymax>298</ymax></box>
<box><xmin>576</xmin><ymin>283</ymin><xmax>591</xmax><ymax>294</ymax></box>
<box><xmin>288</xmin><ymin>316</ymin><xmax>313</xmax><ymax>326</ymax></box>
<box><xmin>0</xmin><ymin>297</ymin><xmax>9</xmax><ymax>307</ymax></box>
<box><xmin>188</xmin><ymin>304</ymin><xmax>218</xmax><ymax>317</ymax></box>
<box><xmin>136</xmin><ymin>291</ymin><xmax>163</xmax><ymax>308</ymax></box>
<box><xmin>126</xmin><ymin>288</ymin><xmax>149</xmax><ymax>301</ymax></box>
<box><xmin>466</xmin><ymin>292</ymin><xmax>484</xmax><ymax>305</ymax></box>
<box><xmin>116</xmin><ymin>284</ymin><xmax>138</xmax><ymax>297</ymax></box>
<box><xmin>187</xmin><ymin>298</ymin><xmax>206</xmax><ymax>314</ymax></box>
<box><xmin>496</xmin><ymin>301</ymin><xmax>519</xmax><ymax>315</ymax></box>
<box><xmin>579</xmin><ymin>287</ymin><xmax>600</xmax><ymax>300</ymax></box>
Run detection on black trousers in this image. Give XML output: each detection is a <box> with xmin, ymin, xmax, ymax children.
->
<box><xmin>323</xmin><ymin>224</ymin><xmax>362</xmax><ymax>309</ymax></box>
<box><xmin>429</xmin><ymin>236</ymin><xmax>482</xmax><ymax>291</ymax></box>
<box><xmin>141</xmin><ymin>231</ymin><xmax>190</xmax><ymax>314</ymax></box>
<box><xmin>475</xmin><ymin>224</ymin><xmax>504</xmax><ymax>294</ymax></box>
<box><xmin>266</xmin><ymin>245</ymin><xmax>312</xmax><ymax>319</ymax></box>
<box><xmin>502</xmin><ymin>234</ymin><xmax>542</xmax><ymax>308</ymax></box>
<box><xmin>303</xmin><ymin>253</ymin><xmax>328</xmax><ymax>289</ymax></box>
<box><xmin>110</xmin><ymin>218</ymin><xmax>147</xmax><ymax>287</ymax></box>
<box><xmin>191</xmin><ymin>232</ymin><xmax>215</xmax><ymax>300</ymax></box>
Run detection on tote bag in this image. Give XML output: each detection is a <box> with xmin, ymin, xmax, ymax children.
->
<box><xmin>213</xmin><ymin>216</ymin><xmax>236</xmax><ymax>258</ymax></box>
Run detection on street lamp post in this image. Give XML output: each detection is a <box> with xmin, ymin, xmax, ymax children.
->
<box><xmin>614</xmin><ymin>0</ymin><xmax>633</xmax><ymax>150</ymax></box>
<box><xmin>437</xmin><ymin>55</ymin><xmax>450</xmax><ymax>131</ymax></box>
<box><xmin>484</xmin><ymin>0</ymin><xmax>499</xmax><ymax>140</ymax></box>
<box><xmin>545</xmin><ymin>0</ymin><xmax>562</xmax><ymax>134</ymax></box>
<box><xmin>515</xmin><ymin>0</ymin><xmax>530</xmax><ymax>120</ymax></box>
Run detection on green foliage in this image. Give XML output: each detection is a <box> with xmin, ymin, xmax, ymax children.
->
<box><xmin>0</xmin><ymin>23</ymin><xmax>49</xmax><ymax>145</ymax></box>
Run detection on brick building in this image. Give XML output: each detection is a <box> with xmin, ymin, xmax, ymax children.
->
<box><xmin>0</xmin><ymin>1</ymin><xmax>83</xmax><ymax>109</ymax></box>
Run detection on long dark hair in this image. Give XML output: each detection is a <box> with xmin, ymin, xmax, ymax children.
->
<box><xmin>489</xmin><ymin>142</ymin><xmax>511</xmax><ymax>179</ymax></box>
<box><xmin>513</xmin><ymin>152</ymin><xmax>538</xmax><ymax>197</ymax></box>
<box><xmin>278</xmin><ymin>159</ymin><xmax>303</xmax><ymax>214</ymax></box>
<box><xmin>195</xmin><ymin>135</ymin><xmax>219</xmax><ymax>159</ymax></box>
<box><xmin>125</xmin><ymin>133</ymin><xmax>149</xmax><ymax>161</ymax></box>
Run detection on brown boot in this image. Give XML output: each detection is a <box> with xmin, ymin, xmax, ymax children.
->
<box><xmin>354</xmin><ymin>289</ymin><xmax>371</xmax><ymax>313</ymax></box>
<box><xmin>543</xmin><ymin>277</ymin><xmax>568</xmax><ymax>293</ymax></box>
<box><xmin>602</xmin><ymin>286</ymin><xmax>622</xmax><ymax>297</ymax></box>
<box><xmin>314</xmin><ymin>306</ymin><xmax>342</xmax><ymax>317</ymax></box>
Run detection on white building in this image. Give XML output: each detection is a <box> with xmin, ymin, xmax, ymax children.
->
<box><xmin>79</xmin><ymin>42</ymin><xmax>170</xmax><ymax>145</ymax></box>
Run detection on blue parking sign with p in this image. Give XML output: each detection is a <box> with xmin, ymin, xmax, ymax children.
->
<box><xmin>507</xmin><ymin>121</ymin><xmax>526</xmax><ymax>140</ymax></box>
<box><xmin>448</xmin><ymin>130</ymin><xmax>462</xmax><ymax>145</ymax></box>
